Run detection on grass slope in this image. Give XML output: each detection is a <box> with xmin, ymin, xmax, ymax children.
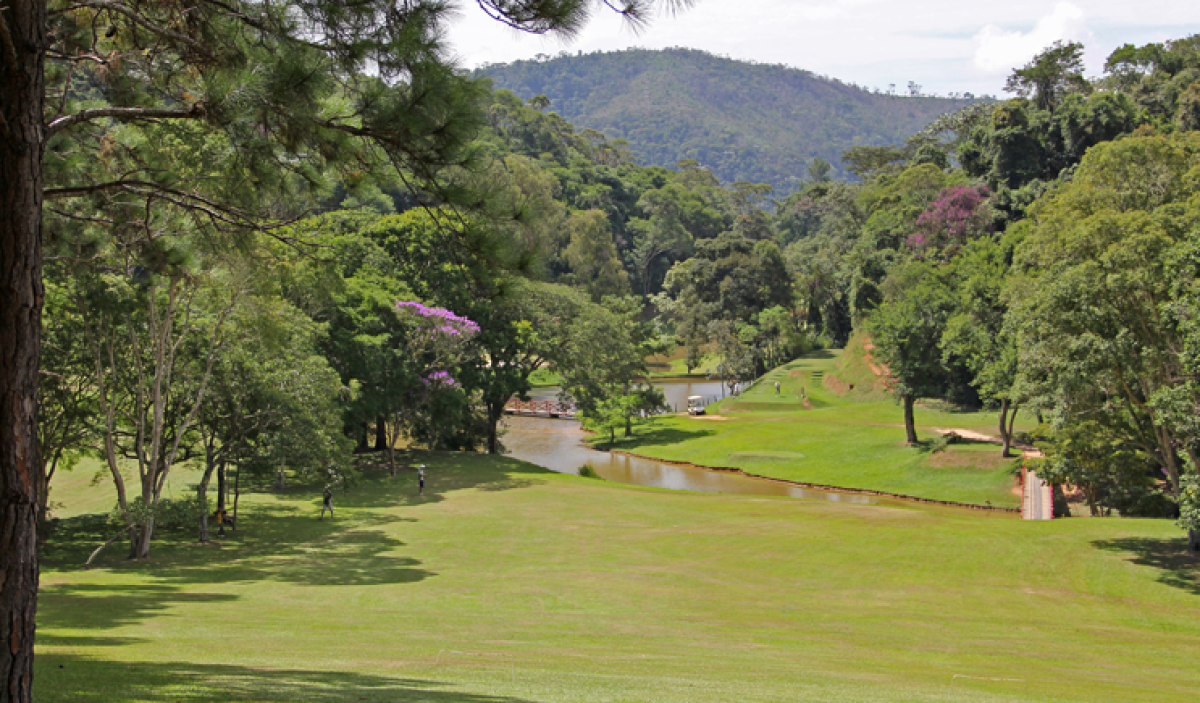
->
<box><xmin>612</xmin><ymin>349</ymin><xmax>1033</xmax><ymax>508</ymax></box>
<box><xmin>37</xmin><ymin>453</ymin><xmax>1200</xmax><ymax>702</ymax></box>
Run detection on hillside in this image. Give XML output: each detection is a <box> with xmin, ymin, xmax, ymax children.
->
<box><xmin>476</xmin><ymin>48</ymin><xmax>982</xmax><ymax>191</ymax></box>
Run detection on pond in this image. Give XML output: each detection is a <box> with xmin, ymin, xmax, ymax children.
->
<box><xmin>524</xmin><ymin>378</ymin><xmax>736</xmax><ymax>413</ymax></box>
<box><xmin>505</xmin><ymin>380</ymin><xmax>873</xmax><ymax>504</ymax></box>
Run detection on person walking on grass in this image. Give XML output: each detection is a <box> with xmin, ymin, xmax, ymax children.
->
<box><xmin>774</xmin><ymin>381</ymin><xmax>781</xmax><ymax>397</ymax></box>
<box><xmin>418</xmin><ymin>465</ymin><xmax>426</xmax><ymax>495</ymax></box>
<box><xmin>319</xmin><ymin>487</ymin><xmax>334</xmax><ymax>520</ymax></box>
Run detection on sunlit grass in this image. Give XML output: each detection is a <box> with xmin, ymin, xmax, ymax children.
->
<box><xmin>610</xmin><ymin>348</ymin><xmax>1034</xmax><ymax>507</ymax></box>
<box><xmin>36</xmin><ymin>453</ymin><xmax>1200</xmax><ymax>702</ymax></box>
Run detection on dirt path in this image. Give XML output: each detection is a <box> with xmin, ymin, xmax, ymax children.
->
<box><xmin>861</xmin><ymin>341</ymin><xmax>890</xmax><ymax>378</ymax></box>
<box><xmin>929</xmin><ymin>427</ymin><xmax>1043</xmax><ymax>458</ymax></box>
<box><xmin>928</xmin><ymin>427</ymin><xmax>1051</xmax><ymax>520</ymax></box>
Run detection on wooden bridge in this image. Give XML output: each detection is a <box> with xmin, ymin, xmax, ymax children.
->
<box><xmin>503</xmin><ymin>398</ymin><xmax>578</xmax><ymax>419</ymax></box>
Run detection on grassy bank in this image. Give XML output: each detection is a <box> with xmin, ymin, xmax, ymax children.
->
<box><xmin>608</xmin><ymin>349</ymin><xmax>1034</xmax><ymax>508</ymax></box>
<box><xmin>36</xmin><ymin>452</ymin><xmax>1200</xmax><ymax>702</ymax></box>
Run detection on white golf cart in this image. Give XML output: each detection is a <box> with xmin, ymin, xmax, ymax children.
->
<box><xmin>687</xmin><ymin>395</ymin><xmax>706</xmax><ymax>416</ymax></box>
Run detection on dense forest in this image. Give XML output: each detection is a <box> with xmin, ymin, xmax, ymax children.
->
<box><xmin>476</xmin><ymin>48</ymin><xmax>982</xmax><ymax>190</ymax></box>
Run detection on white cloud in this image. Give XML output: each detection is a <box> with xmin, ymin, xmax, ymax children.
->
<box><xmin>973</xmin><ymin>3</ymin><xmax>1092</xmax><ymax>74</ymax></box>
<box><xmin>448</xmin><ymin>2</ymin><xmax>1200</xmax><ymax>96</ymax></box>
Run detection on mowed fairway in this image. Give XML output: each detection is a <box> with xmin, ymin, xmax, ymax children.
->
<box><xmin>616</xmin><ymin>347</ymin><xmax>1032</xmax><ymax>508</ymax></box>
<box><xmin>36</xmin><ymin>453</ymin><xmax>1200</xmax><ymax>702</ymax></box>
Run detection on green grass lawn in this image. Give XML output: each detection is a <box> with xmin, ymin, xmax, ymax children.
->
<box><xmin>646</xmin><ymin>344</ymin><xmax>723</xmax><ymax>377</ymax></box>
<box><xmin>36</xmin><ymin>453</ymin><xmax>1200</xmax><ymax>702</ymax></box>
<box><xmin>608</xmin><ymin>348</ymin><xmax>1036</xmax><ymax>508</ymax></box>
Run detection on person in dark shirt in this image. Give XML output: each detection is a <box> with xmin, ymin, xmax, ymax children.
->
<box><xmin>320</xmin><ymin>487</ymin><xmax>334</xmax><ymax>520</ymax></box>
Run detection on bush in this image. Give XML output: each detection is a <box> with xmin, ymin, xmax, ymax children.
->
<box><xmin>578</xmin><ymin>465</ymin><xmax>602</xmax><ymax>479</ymax></box>
<box><xmin>110</xmin><ymin>495</ymin><xmax>210</xmax><ymax>535</ymax></box>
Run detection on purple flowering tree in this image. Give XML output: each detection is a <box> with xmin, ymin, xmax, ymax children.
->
<box><xmin>380</xmin><ymin>301</ymin><xmax>479</xmax><ymax>474</ymax></box>
<box><xmin>908</xmin><ymin>185</ymin><xmax>993</xmax><ymax>256</ymax></box>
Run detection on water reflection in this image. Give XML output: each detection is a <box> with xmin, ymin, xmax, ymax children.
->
<box><xmin>502</xmin><ymin>414</ymin><xmax>872</xmax><ymax>504</ymax></box>
<box><xmin>526</xmin><ymin>380</ymin><xmax>738</xmax><ymax>414</ymax></box>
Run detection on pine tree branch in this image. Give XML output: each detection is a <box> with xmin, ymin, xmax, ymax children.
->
<box><xmin>77</xmin><ymin>0</ymin><xmax>214</xmax><ymax>59</ymax></box>
<box><xmin>46</xmin><ymin>105</ymin><xmax>205</xmax><ymax>136</ymax></box>
<box><xmin>44</xmin><ymin>178</ymin><xmax>327</xmax><ymax>252</ymax></box>
<box><xmin>45</xmin><ymin>179</ymin><xmax>268</xmax><ymax>228</ymax></box>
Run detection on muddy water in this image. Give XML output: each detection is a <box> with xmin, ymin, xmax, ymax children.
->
<box><xmin>502</xmin><ymin>413</ymin><xmax>873</xmax><ymax>504</ymax></box>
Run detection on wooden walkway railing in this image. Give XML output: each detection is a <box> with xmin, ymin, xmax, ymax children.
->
<box><xmin>503</xmin><ymin>398</ymin><xmax>578</xmax><ymax>419</ymax></box>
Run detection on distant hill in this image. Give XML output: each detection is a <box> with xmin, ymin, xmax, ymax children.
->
<box><xmin>476</xmin><ymin>48</ymin><xmax>981</xmax><ymax>192</ymax></box>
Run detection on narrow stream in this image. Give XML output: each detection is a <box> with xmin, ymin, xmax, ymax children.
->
<box><xmin>505</xmin><ymin>381</ymin><xmax>874</xmax><ymax>504</ymax></box>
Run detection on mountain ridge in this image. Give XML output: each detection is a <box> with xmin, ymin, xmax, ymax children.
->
<box><xmin>476</xmin><ymin>48</ymin><xmax>982</xmax><ymax>191</ymax></box>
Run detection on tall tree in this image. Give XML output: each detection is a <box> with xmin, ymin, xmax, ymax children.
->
<box><xmin>0</xmin><ymin>1</ymin><xmax>45</xmax><ymax>695</ymax></box>
<box><xmin>941</xmin><ymin>236</ymin><xmax>1022</xmax><ymax>456</ymax></box>
<box><xmin>564</xmin><ymin>209</ymin><xmax>630</xmax><ymax>300</ymax></box>
<box><xmin>37</xmin><ymin>278</ymin><xmax>98</xmax><ymax>526</ymax></box>
<box><xmin>1004</xmin><ymin>41</ymin><xmax>1089</xmax><ymax>113</ymax></box>
<box><xmin>1008</xmin><ymin>132</ymin><xmax>1200</xmax><ymax>529</ymax></box>
<box><xmin>868</xmin><ymin>263</ymin><xmax>955</xmax><ymax>444</ymax></box>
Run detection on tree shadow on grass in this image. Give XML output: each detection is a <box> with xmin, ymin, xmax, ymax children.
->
<box><xmin>42</xmin><ymin>450</ymin><xmax>553</xmax><ymax>583</ymax></box>
<box><xmin>44</xmin><ymin>508</ymin><xmax>435</xmax><ymax>589</ymax></box>
<box><xmin>37</xmin><ymin>583</ymin><xmax>236</xmax><ymax>648</ymax></box>
<box><xmin>1091</xmin><ymin>537</ymin><xmax>1200</xmax><ymax>596</ymax></box>
<box><xmin>332</xmin><ymin>452</ymin><xmax>551</xmax><ymax>510</ymax></box>
<box><xmin>597</xmin><ymin>426</ymin><xmax>715</xmax><ymax>451</ymax></box>
<box><xmin>36</xmin><ymin>654</ymin><xmax>538</xmax><ymax>703</ymax></box>
<box><xmin>142</xmin><ymin>515</ymin><xmax>434</xmax><ymax>588</ymax></box>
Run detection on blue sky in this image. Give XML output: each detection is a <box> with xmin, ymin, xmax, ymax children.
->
<box><xmin>448</xmin><ymin>1</ymin><xmax>1200</xmax><ymax>96</ymax></box>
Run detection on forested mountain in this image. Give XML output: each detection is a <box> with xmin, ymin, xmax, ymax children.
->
<box><xmin>476</xmin><ymin>48</ymin><xmax>981</xmax><ymax>190</ymax></box>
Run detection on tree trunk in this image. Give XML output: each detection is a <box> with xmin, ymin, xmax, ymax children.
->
<box><xmin>217</xmin><ymin>461</ymin><xmax>226</xmax><ymax>516</ymax></box>
<box><xmin>1189</xmin><ymin>529</ymin><xmax>1198</xmax><ymax>558</ymax></box>
<box><xmin>487</xmin><ymin>402</ymin><xmax>501</xmax><ymax>455</ymax></box>
<box><xmin>385</xmin><ymin>414</ymin><xmax>397</xmax><ymax>476</ymax></box>
<box><xmin>196</xmin><ymin>474</ymin><xmax>211</xmax><ymax>544</ymax></box>
<box><xmin>215</xmin><ymin>461</ymin><xmax>228</xmax><ymax>534</ymax></box>
<box><xmin>35</xmin><ymin>450</ymin><xmax>55</xmax><ymax>536</ymax></box>
<box><xmin>374</xmin><ymin>415</ymin><xmax>387</xmax><ymax>451</ymax></box>
<box><xmin>0</xmin><ymin>0</ymin><xmax>47</xmax><ymax>697</ymax></box>
<box><xmin>623</xmin><ymin>383</ymin><xmax>632</xmax><ymax>438</ymax></box>
<box><xmin>998</xmin><ymin>399</ymin><xmax>1012</xmax><ymax>458</ymax></box>
<box><xmin>131</xmin><ymin>519</ymin><xmax>155</xmax><ymax>560</ymax></box>
<box><xmin>903</xmin><ymin>394</ymin><xmax>918</xmax><ymax>445</ymax></box>
<box><xmin>197</xmin><ymin>496</ymin><xmax>210</xmax><ymax>543</ymax></box>
<box><xmin>196</xmin><ymin>440</ymin><xmax>218</xmax><ymax>543</ymax></box>
<box><xmin>232</xmin><ymin>464</ymin><xmax>241</xmax><ymax>528</ymax></box>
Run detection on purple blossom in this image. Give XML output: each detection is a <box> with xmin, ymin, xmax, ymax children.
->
<box><xmin>909</xmin><ymin>185</ymin><xmax>992</xmax><ymax>252</ymax></box>
<box><xmin>395</xmin><ymin>300</ymin><xmax>480</xmax><ymax>335</ymax></box>
<box><xmin>422</xmin><ymin>370</ymin><xmax>460</xmax><ymax>389</ymax></box>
